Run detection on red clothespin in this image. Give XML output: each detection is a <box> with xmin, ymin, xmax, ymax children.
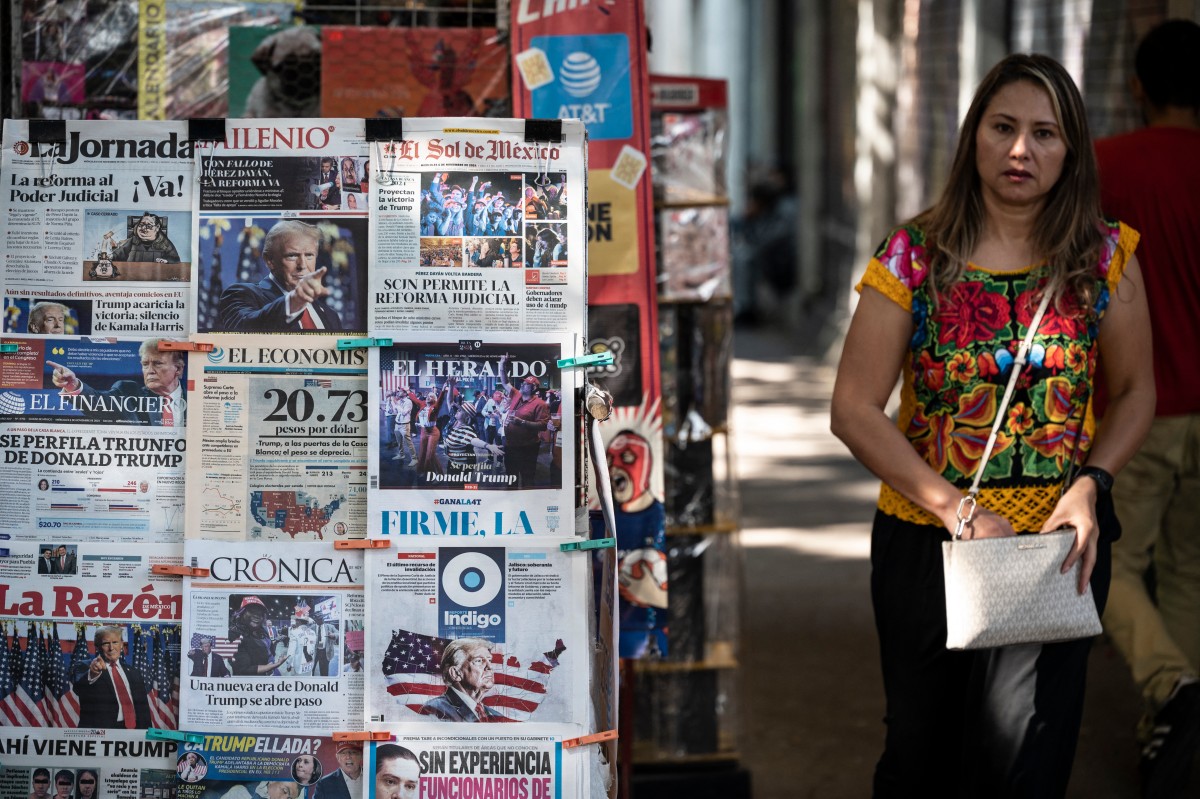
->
<box><xmin>334</xmin><ymin>539</ymin><xmax>391</xmax><ymax>549</ymax></box>
<box><xmin>152</xmin><ymin>564</ymin><xmax>210</xmax><ymax>577</ymax></box>
<box><xmin>561</xmin><ymin>730</ymin><xmax>618</xmax><ymax>749</ymax></box>
<box><xmin>159</xmin><ymin>340</ymin><xmax>214</xmax><ymax>352</ymax></box>
<box><xmin>332</xmin><ymin>731</ymin><xmax>393</xmax><ymax>742</ymax></box>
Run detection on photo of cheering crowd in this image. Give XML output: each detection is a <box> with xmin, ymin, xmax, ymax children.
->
<box><xmin>378</xmin><ymin>346</ymin><xmax>564</xmax><ymax>492</ymax></box>
<box><xmin>420</xmin><ymin>171</ymin><xmax>524</xmax><ymax>237</ymax></box>
<box><xmin>189</xmin><ymin>595</ymin><xmax>342</xmax><ymax>679</ymax></box>
<box><xmin>521</xmin><ymin>172</ymin><xmax>568</xmax><ymax>220</ymax></box>
<box><xmin>465</xmin><ymin>237</ymin><xmax>522</xmax><ymax>268</ymax></box>
<box><xmin>418</xmin><ymin>237</ymin><xmax>462</xmax><ymax>268</ymax></box>
<box><xmin>525</xmin><ymin>223</ymin><xmax>568</xmax><ymax>268</ymax></box>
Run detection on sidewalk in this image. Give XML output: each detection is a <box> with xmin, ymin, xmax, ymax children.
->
<box><xmin>730</xmin><ymin>326</ymin><xmax>1171</xmax><ymax>798</ymax></box>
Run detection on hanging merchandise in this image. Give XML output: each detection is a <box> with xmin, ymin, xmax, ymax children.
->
<box><xmin>190</xmin><ymin>119</ymin><xmax>369</xmax><ymax>335</ymax></box>
<box><xmin>362</xmin><ymin>540</ymin><xmax>588</xmax><ymax>726</ymax></box>
<box><xmin>229</xmin><ymin>25</ymin><xmax>323</xmax><ymax>118</ymax></box>
<box><xmin>1</xmin><ymin>120</ymin><xmax>196</xmax><ymax>336</ymax></box>
<box><xmin>178</xmin><ymin>541</ymin><xmax>365</xmax><ymax>731</ymax></box>
<box><xmin>367</xmin><ymin>118</ymin><xmax>586</xmax><ymax>335</ymax></box>
<box><xmin>0</xmin><ymin>336</ymin><xmax>187</xmax><ymax>541</ymax></box>
<box><xmin>0</xmin><ymin>542</ymin><xmax>183</xmax><ymax>730</ymax></box>
<box><xmin>0</xmin><ymin>729</ymin><xmax>178</xmax><ymax>795</ymax></box>
<box><xmin>321</xmin><ymin>27</ymin><xmax>509</xmax><ymax>119</ymax></box>
<box><xmin>510</xmin><ymin>0</ymin><xmax>667</xmax><ymax>661</ymax></box>
<box><xmin>184</xmin><ymin>335</ymin><xmax>368</xmax><ymax>542</ymax></box>
<box><xmin>366</xmin><ymin>336</ymin><xmax>577</xmax><ymax>537</ymax></box>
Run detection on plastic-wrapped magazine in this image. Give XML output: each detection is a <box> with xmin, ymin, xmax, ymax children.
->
<box><xmin>178</xmin><ymin>542</ymin><xmax>364</xmax><ymax>731</ymax></box>
<box><xmin>0</xmin><ymin>542</ymin><xmax>183</xmax><ymax>730</ymax></box>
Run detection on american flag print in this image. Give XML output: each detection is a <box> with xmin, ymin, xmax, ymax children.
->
<box><xmin>380</xmin><ymin>628</ymin><xmax>562</xmax><ymax>722</ymax></box>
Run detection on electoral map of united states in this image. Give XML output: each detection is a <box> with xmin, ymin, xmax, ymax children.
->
<box><xmin>250</xmin><ymin>490</ymin><xmax>346</xmax><ymax>539</ymax></box>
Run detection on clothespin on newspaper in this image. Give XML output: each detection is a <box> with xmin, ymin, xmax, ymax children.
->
<box><xmin>0</xmin><ymin>342</ymin><xmax>18</xmax><ymax>354</ymax></box>
<box><xmin>332</xmin><ymin>731</ymin><xmax>394</xmax><ymax>742</ymax></box>
<box><xmin>147</xmin><ymin>728</ymin><xmax>205</xmax><ymax>745</ymax></box>
<box><xmin>561</xmin><ymin>730</ymin><xmax>618</xmax><ymax>749</ymax></box>
<box><xmin>159</xmin><ymin>340</ymin><xmax>214</xmax><ymax>352</ymax></box>
<box><xmin>365</xmin><ymin>118</ymin><xmax>405</xmax><ymax>187</ymax></box>
<box><xmin>188</xmin><ymin>118</ymin><xmax>226</xmax><ymax>186</ymax></box>
<box><xmin>152</xmin><ymin>564</ymin><xmax>210</xmax><ymax>577</ymax></box>
<box><xmin>560</xmin><ymin>538</ymin><xmax>615</xmax><ymax>553</ymax></box>
<box><xmin>334</xmin><ymin>539</ymin><xmax>390</xmax><ymax>550</ymax></box>
<box><xmin>336</xmin><ymin>337</ymin><xmax>392</xmax><ymax>350</ymax></box>
<box><xmin>557</xmin><ymin>352</ymin><xmax>613</xmax><ymax>370</ymax></box>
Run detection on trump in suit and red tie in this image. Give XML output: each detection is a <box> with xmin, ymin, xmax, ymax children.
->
<box><xmin>73</xmin><ymin>625</ymin><xmax>152</xmax><ymax>729</ymax></box>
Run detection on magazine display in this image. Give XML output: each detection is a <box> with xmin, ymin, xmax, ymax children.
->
<box><xmin>0</xmin><ymin>542</ymin><xmax>183</xmax><ymax>730</ymax></box>
<box><xmin>0</xmin><ymin>729</ymin><xmax>179</xmax><ymax>799</ymax></box>
<box><xmin>366</xmin><ymin>336</ymin><xmax>576</xmax><ymax>538</ymax></box>
<box><xmin>185</xmin><ymin>335</ymin><xmax>368</xmax><ymax>541</ymax></box>
<box><xmin>191</xmin><ymin>119</ymin><xmax>369</xmax><ymax>335</ymax></box>
<box><xmin>366</xmin><ymin>736</ymin><xmax>574</xmax><ymax>799</ymax></box>
<box><xmin>175</xmin><ymin>733</ymin><xmax>360</xmax><ymax>799</ymax></box>
<box><xmin>179</xmin><ymin>542</ymin><xmax>364</xmax><ymax>731</ymax></box>
<box><xmin>1</xmin><ymin>120</ymin><xmax>195</xmax><ymax>338</ymax></box>
<box><xmin>368</xmin><ymin>118</ymin><xmax>585</xmax><ymax>334</ymax></box>
<box><xmin>0</xmin><ymin>336</ymin><xmax>187</xmax><ymax>541</ymax></box>
<box><xmin>364</xmin><ymin>540</ymin><xmax>587</xmax><ymax>728</ymax></box>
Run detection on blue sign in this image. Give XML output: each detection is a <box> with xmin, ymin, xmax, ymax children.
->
<box><xmin>530</xmin><ymin>33</ymin><xmax>633</xmax><ymax>141</ymax></box>
<box><xmin>437</xmin><ymin>547</ymin><xmax>507</xmax><ymax>643</ymax></box>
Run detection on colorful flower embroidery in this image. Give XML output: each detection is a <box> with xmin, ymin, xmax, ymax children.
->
<box><xmin>1008</xmin><ymin>402</ymin><xmax>1034</xmax><ymax>435</ymax></box>
<box><xmin>946</xmin><ymin>352</ymin><xmax>977</xmax><ymax>383</ymax></box>
<box><xmin>910</xmin><ymin>384</ymin><xmax>1012</xmax><ymax>478</ymax></box>
<box><xmin>879</xmin><ymin>227</ymin><xmax>929</xmax><ymax>289</ymax></box>
<box><xmin>915</xmin><ymin>350</ymin><xmax>945</xmax><ymax>392</ymax></box>
<box><xmin>935</xmin><ymin>281</ymin><xmax>1012</xmax><ymax>348</ymax></box>
<box><xmin>1065</xmin><ymin>342</ymin><xmax>1087</xmax><ymax>373</ymax></box>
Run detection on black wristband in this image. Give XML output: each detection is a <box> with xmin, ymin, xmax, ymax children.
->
<box><xmin>1075</xmin><ymin>465</ymin><xmax>1114</xmax><ymax>493</ymax></box>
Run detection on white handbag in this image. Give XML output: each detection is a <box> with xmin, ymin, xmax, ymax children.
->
<box><xmin>941</xmin><ymin>292</ymin><xmax>1103</xmax><ymax>650</ymax></box>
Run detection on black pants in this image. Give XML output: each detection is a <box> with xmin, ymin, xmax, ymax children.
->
<box><xmin>871</xmin><ymin>495</ymin><xmax>1117</xmax><ymax>798</ymax></box>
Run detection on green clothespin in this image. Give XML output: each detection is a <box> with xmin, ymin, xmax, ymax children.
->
<box><xmin>560</xmin><ymin>537</ymin><xmax>616</xmax><ymax>552</ymax></box>
<box><xmin>557</xmin><ymin>352</ymin><xmax>614</xmax><ymax>369</ymax></box>
<box><xmin>147</xmin><ymin>728</ymin><xmax>205</xmax><ymax>744</ymax></box>
<box><xmin>337</xmin><ymin>337</ymin><xmax>393</xmax><ymax>350</ymax></box>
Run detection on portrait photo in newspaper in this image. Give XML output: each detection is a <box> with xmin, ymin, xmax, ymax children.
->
<box><xmin>180</xmin><ymin>542</ymin><xmax>364</xmax><ymax>731</ymax></box>
<box><xmin>364</xmin><ymin>541</ymin><xmax>588</xmax><ymax>727</ymax></box>
<box><xmin>1</xmin><ymin>120</ymin><xmax>196</xmax><ymax>335</ymax></box>
<box><xmin>0</xmin><ymin>541</ymin><xmax>183</xmax><ymax>730</ymax></box>
<box><xmin>193</xmin><ymin>217</ymin><xmax>368</xmax><ymax>335</ymax></box>
<box><xmin>0</xmin><ymin>729</ymin><xmax>179</xmax><ymax>799</ymax></box>
<box><xmin>367</xmin><ymin>336</ymin><xmax>577</xmax><ymax>538</ymax></box>
<box><xmin>175</xmin><ymin>733</ymin><xmax>357</xmax><ymax>799</ymax></box>
<box><xmin>184</xmin><ymin>335</ymin><xmax>367</xmax><ymax>541</ymax></box>
<box><xmin>0</xmin><ymin>337</ymin><xmax>186</xmax><ymax>541</ymax></box>
<box><xmin>366</xmin><ymin>734</ymin><xmax>574</xmax><ymax>799</ymax></box>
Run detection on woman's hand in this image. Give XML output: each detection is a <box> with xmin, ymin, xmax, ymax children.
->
<box><xmin>953</xmin><ymin>506</ymin><xmax>1016</xmax><ymax>539</ymax></box>
<box><xmin>1040</xmin><ymin>478</ymin><xmax>1099</xmax><ymax>593</ymax></box>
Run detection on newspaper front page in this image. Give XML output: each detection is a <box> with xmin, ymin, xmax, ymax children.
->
<box><xmin>1</xmin><ymin>120</ymin><xmax>195</xmax><ymax>337</ymax></box>
<box><xmin>364</xmin><ymin>540</ymin><xmax>588</xmax><ymax>729</ymax></box>
<box><xmin>185</xmin><ymin>336</ymin><xmax>368</xmax><ymax>541</ymax></box>
<box><xmin>366</xmin><ymin>335</ymin><xmax>577</xmax><ymax>538</ymax></box>
<box><xmin>366</xmin><ymin>735</ymin><xmax>574</xmax><ymax>799</ymax></box>
<box><xmin>191</xmin><ymin>120</ymin><xmax>369</xmax><ymax>335</ymax></box>
<box><xmin>368</xmin><ymin>118</ymin><xmax>586</xmax><ymax>334</ymax></box>
<box><xmin>175</xmin><ymin>733</ymin><xmax>359</xmax><ymax>799</ymax></box>
<box><xmin>0</xmin><ymin>336</ymin><xmax>186</xmax><ymax>541</ymax></box>
<box><xmin>0</xmin><ymin>542</ymin><xmax>183</xmax><ymax>730</ymax></box>
<box><xmin>0</xmin><ymin>729</ymin><xmax>179</xmax><ymax>799</ymax></box>
<box><xmin>179</xmin><ymin>542</ymin><xmax>364</xmax><ymax>731</ymax></box>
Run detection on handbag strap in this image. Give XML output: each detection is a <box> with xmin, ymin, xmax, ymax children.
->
<box><xmin>953</xmin><ymin>290</ymin><xmax>1054</xmax><ymax>540</ymax></box>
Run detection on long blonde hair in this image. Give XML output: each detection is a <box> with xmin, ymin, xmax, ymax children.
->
<box><xmin>915</xmin><ymin>54</ymin><xmax>1104</xmax><ymax>316</ymax></box>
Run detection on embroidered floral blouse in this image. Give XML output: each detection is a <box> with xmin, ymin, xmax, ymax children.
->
<box><xmin>856</xmin><ymin>220</ymin><xmax>1139</xmax><ymax>531</ymax></box>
